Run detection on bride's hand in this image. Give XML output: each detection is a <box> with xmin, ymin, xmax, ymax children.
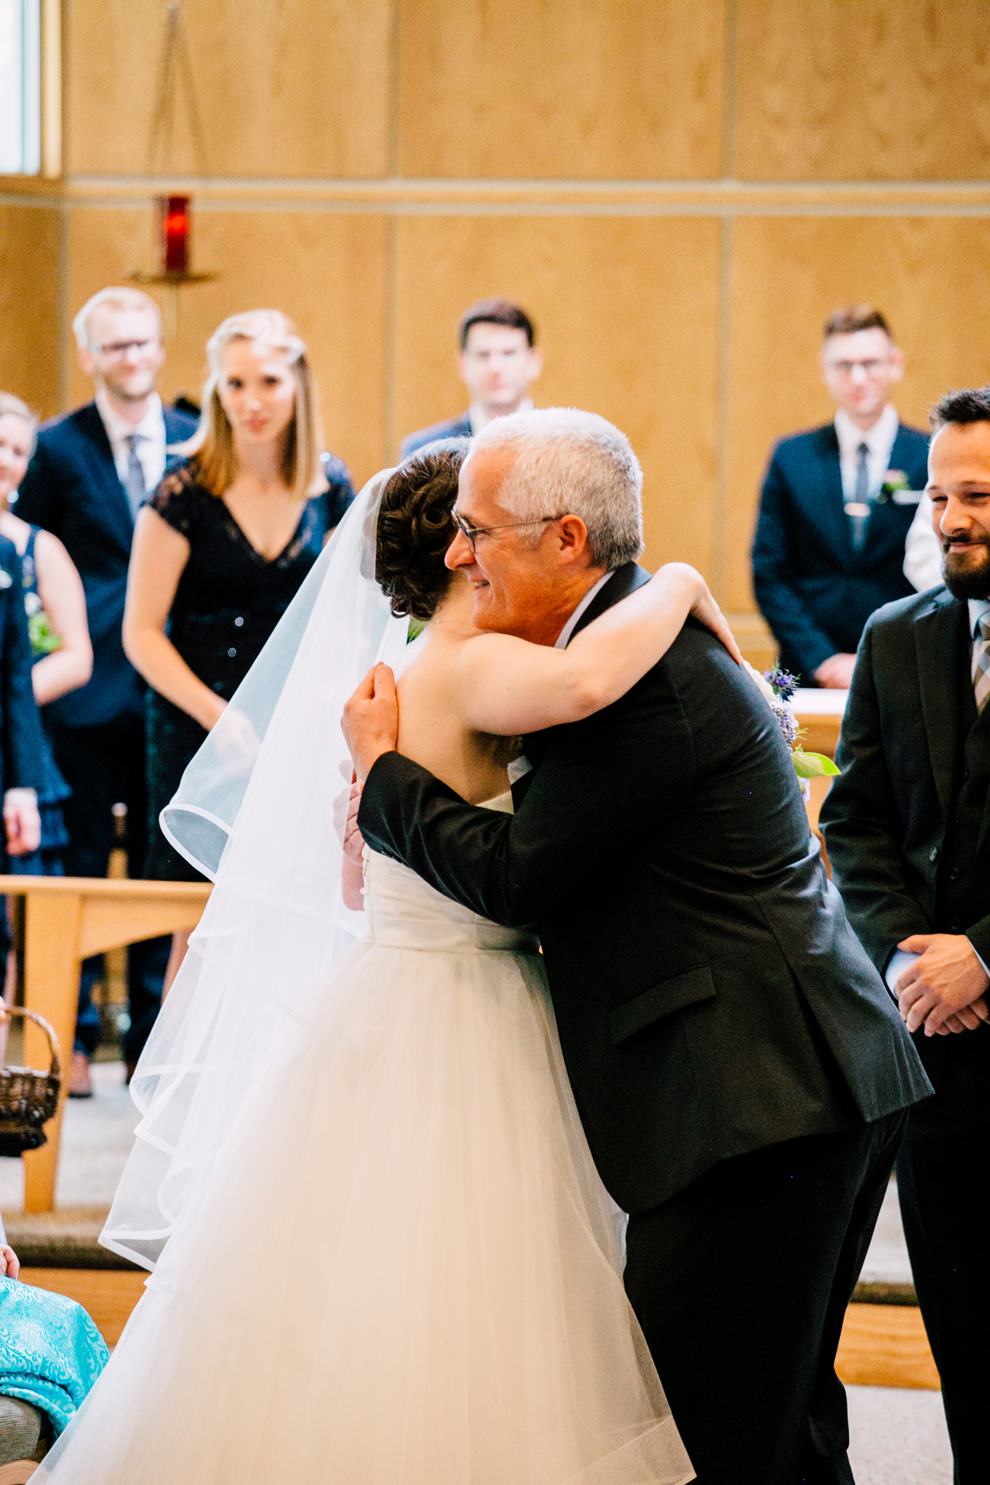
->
<box><xmin>659</xmin><ymin>563</ymin><xmax>743</xmax><ymax>666</ymax></box>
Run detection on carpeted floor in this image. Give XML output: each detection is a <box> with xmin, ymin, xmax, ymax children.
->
<box><xmin>847</xmin><ymin>1385</ymin><xmax>952</xmax><ymax>1484</ymax></box>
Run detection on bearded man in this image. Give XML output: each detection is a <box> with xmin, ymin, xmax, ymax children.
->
<box><xmin>822</xmin><ymin>386</ymin><xmax>990</xmax><ymax>1484</ymax></box>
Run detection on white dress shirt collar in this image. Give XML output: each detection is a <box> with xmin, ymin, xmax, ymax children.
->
<box><xmin>968</xmin><ymin>597</ymin><xmax>990</xmax><ymax>639</ymax></box>
<box><xmin>95</xmin><ymin>389</ymin><xmax>167</xmax><ymax>495</ymax></box>
<box><xmin>555</xmin><ymin>571</ymin><xmax>616</xmax><ymax>649</ymax></box>
<box><xmin>834</xmin><ymin>404</ymin><xmax>900</xmax><ymax>503</ymax></box>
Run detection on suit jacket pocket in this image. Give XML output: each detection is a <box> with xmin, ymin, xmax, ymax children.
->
<box><xmin>609</xmin><ymin>965</ymin><xmax>716</xmax><ymax>1046</ymax></box>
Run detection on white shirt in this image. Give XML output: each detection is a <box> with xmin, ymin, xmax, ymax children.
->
<box><xmin>95</xmin><ymin>389</ymin><xmax>167</xmax><ymax>497</ymax></box>
<box><xmin>903</xmin><ymin>495</ymin><xmax>944</xmax><ymax>593</ymax></box>
<box><xmin>834</xmin><ymin>404</ymin><xmax>900</xmax><ymax>503</ymax></box>
<box><xmin>468</xmin><ymin>398</ymin><xmax>535</xmax><ymax>437</ymax></box>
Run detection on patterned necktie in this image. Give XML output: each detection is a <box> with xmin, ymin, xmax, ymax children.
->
<box><xmin>848</xmin><ymin>441</ymin><xmax>871</xmax><ymax>552</ymax></box>
<box><xmin>124</xmin><ymin>433</ymin><xmax>146</xmax><ymax>520</ymax></box>
<box><xmin>972</xmin><ymin>614</ymin><xmax>990</xmax><ymax>714</ymax></box>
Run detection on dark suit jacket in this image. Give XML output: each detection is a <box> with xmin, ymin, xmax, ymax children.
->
<box><xmin>752</xmin><ymin>421</ymin><xmax>929</xmax><ymax>683</ymax></box>
<box><xmin>399</xmin><ymin>412</ymin><xmax>473</xmax><ymax>460</ymax></box>
<box><xmin>14</xmin><ymin>401</ymin><xmax>197</xmax><ymax>729</ymax></box>
<box><xmin>359</xmin><ymin>563</ymin><xmax>930</xmax><ymax>1213</ymax></box>
<box><xmin>821</xmin><ymin>586</ymin><xmax>990</xmax><ymax>978</ymax></box>
<box><xmin>0</xmin><ymin>536</ymin><xmax>47</xmax><ymax>801</ymax></box>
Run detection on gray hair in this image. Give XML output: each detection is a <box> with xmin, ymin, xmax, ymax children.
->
<box><xmin>72</xmin><ymin>287</ymin><xmax>162</xmax><ymax>350</ymax></box>
<box><xmin>468</xmin><ymin>407</ymin><xmax>643</xmax><ymax>569</ymax></box>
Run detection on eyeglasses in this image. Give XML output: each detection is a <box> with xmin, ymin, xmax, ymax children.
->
<box><xmin>452</xmin><ymin>512</ymin><xmax>568</xmax><ymax>552</ymax></box>
<box><xmin>823</xmin><ymin>358</ymin><xmax>890</xmax><ymax>379</ymax></box>
<box><xmin>89</xmin><ymin>339</ymin><xmax>158</xmax><ymax>360</ymax></box>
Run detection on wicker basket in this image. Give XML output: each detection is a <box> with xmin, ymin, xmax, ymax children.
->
<box><xmin>0</xmin><ymin>1006</ymin><xmax>61</xmax><ymax>1158</ymax></box>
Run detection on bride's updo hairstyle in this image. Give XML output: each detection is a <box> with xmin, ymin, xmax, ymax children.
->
<box><xmin>376</xmin><ymin>442</ymin><xmax>468</xmax><ymax>621</ymax></box>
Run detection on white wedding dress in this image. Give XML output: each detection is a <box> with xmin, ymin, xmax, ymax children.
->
<box><xmin>37</xmin><ymin>806</ymin><xmax>692</xmax><ymax>1485</ymax></box>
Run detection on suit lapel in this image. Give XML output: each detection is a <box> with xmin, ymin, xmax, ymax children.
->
<box><xmin>915</xmin><ymin>590</ymin><xmax>967</xmax><ymax>818</ymax></box>
<box><xmin>810</xmin><ymin>425</ymin><xmax>856</xmax><ymax>566</ymax></box>
<box><xmin>856</xmin><ymin>424</ymin><xmax>922</xmax><ymax>568</ymax></box>
<box><xmin>75</xmin><ymin>403</ymin><xmax>135</xmax><ymax>551</ymax></box>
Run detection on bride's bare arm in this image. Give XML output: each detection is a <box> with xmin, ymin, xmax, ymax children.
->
<box><xmin>453</xmin><ymin>563</ymin><xmax>743</xmax><ymax>736</ymax></box>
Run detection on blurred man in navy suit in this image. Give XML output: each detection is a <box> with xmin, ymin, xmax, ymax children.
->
<box><xmin>399</xmin><ymin>299</ymin><xmax>542</xmax><ymax>458</ymax></box>
<box><xmin>752</xmin><ymin>305</ymin><xmax>929</xmax><ymax>687</ymax></box>
<box><xmin>16</xmin><ymin>287</ymin><xmax>197</xmax><ymax>1092</ymax></box>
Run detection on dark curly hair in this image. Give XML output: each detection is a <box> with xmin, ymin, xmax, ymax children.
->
<box><xmin>375</xmin><ymin>443</ymin><xmax>466</xmax><ymax>621</ymax></box>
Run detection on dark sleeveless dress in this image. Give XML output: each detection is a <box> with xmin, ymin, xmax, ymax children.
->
<box><xmin>144</xmin><ymin>459</ymin><xmax>354</xmax><ymax>881</ymax></box>
<box><xmin>9</xmin><ymin>525</ymin><xmax>71</xmax><ymax>877</ymax></box>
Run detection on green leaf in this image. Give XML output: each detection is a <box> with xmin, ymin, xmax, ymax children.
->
<box><xmin>792</xmin><ymin>749</ymin><xmax>840</xmax><ymax>779</ymax></box>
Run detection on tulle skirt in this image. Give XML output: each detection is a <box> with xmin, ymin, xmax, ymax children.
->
<box><xmin>37</xmin><ymin>934</ymin><xmax>692</xmax><ymax>1484</ymax></box>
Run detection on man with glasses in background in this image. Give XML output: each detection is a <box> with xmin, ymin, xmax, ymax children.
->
<box><xmin>15</xmin><ymin>287</ymin><xmax>197</xmax><ymax>1094</ymax></box>
<box><xmin>752</xmin><ymin>305</ymin><xmax>929</xmax><ymax>687</ymax></box>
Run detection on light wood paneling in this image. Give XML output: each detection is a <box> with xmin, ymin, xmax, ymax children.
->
<box><xmin>724</xmin><ymin>216</ymin><xmax>990</xmax><ymax>613</ymax></box>
<box><xmin>393</xmin><ymin>216</ymin><xmax>720</xmax><ymax>576</ymax></box>
<box><xmin>837</xmin><ymin>1303</ymin><xmax>940</xmax><ymax>1391</ymax></box>
<box><xmin>19</xmin><ymin>1268</ymin><xmax>146</xmax><ymax>1347</ymax></box>
<box><xmin>398</xmin><ymin>0</ymin><xmax>726</xmax><ymax>181</ymax></box>
<box><xmin>67</xmin><ymin>0</ymin><xmax>391</xmax><ymax>179</ymax></box>
<box><xmin>734</xmin><ymin>0</ymin><xmax>990</xmax><ymax>181</ymax></box>
<box><xmin>65</xmin><ymin>207</ymin><xmax>388</xmax><ymax>488</ymax></box>
<box><xmin>0</xmin><ymin>205</ymin><xmax>61</xmax><ymax>418</ymax></box>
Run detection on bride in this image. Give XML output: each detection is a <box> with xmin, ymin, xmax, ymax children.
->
<box><xmin>37</xmin><ymin>442</ymin><xmax>737</xmax><ymax>1484</ymax></box>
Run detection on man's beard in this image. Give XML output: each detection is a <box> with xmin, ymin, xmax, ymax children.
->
<box><xmin>942</xmin><ymin>535</ymin><xmax>990</xmax><ymax>600</ymax></box>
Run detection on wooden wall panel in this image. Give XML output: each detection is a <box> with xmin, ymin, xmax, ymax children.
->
<box><xmin>734</xmin><ymin>0</ymin><xmax>990</xmax><ymax>181</ymax></box>
<box><xmin>724</xmin><ymin>216</ymin><xmax>990</xmax><ymax>613</ymax></box>
<box><xmin>67</xmin><ymin>0</ymin><xmax>391</xmax><ymax>179</ymax></box>
<box><xmin>398</xmin><ymin>0</ymin><xmax>726</xmax><ymax>180</ymax></box>
<box><xmin>0</xmin><ymin>204</ymin><xmax>61</xmax><ymax>419</ymax></box>
<box><xmin>393</xmin><ymin>216</ymin><xmax>720</xmax><ymax>576</ymax></box>
<box><xmin>66</xmin><ymin>207</ymin><xmax>388</xmax><ymax>487</ymax></box>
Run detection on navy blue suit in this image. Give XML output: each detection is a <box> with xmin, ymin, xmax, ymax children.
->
<box><xmin>399</xmin><ymin>412</ymin><xmax>472</xmax><ymax>460</ymax></box>
<box><xmin>15</xmin><ymin>400</ymin><xmax>197</xmax><ymax>1060</ymax></box>
<box><xmin>0</xmin><ymin>537</ymin><xmax>48</xmax><ymax>952</ymax></box>
<box><xmin>752</xmin><ymin>421</ymin><xmax>929</xmax><ymax>683</ymax></box>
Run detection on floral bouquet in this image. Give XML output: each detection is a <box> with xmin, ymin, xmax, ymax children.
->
<box><xmin>744</xmin><ymin>664</ymin><xmax>839</xmax><ymax>780</ymax></box>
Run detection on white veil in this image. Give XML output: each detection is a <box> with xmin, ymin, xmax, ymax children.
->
<box><xmin>101</xmin><ymin>470</ymin><xmax>408</xmax><ymax>1269</ymax></box>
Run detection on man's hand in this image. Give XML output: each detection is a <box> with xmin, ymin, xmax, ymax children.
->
<box><xmin>3</xmin><ymin>788</ymin><xmax>40</xmax><ymax>856</ymax></box>
<box><xmin>344</xmin><ymin>776</ymin><xmax>364</xmax><ymax>866</ymax></box>
<box><xmin>896</xmin><ymin>932</ymin><xmax>990</xmax><ymax>1034</ymax></box>
<box><xmin>343</xmin><ymin>664</ymin><xmax>399</xmax><ymax>782</ymax></box>
<box><xmin>0</xmin><ymin>1243</ymin><xmax>19</xmax><ymax>1279</ymax></box>
<box><xmin>814</xmin><ymin>653</ymin><xmax>857</xmax><ymax>689</ymax></box>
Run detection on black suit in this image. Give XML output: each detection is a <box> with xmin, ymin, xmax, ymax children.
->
<box><xmin>752</xmin><ymin>421</ymin><xmax>929</xmax><ymax>682</ymax></box>
<box><xmin>359</xmin><ymin>563</ymin><xmax>931</xmax><ymax>1484</ymax></box>
<box><xmin>15</xmin><ymin>400</ymin><xmax>197</xmax><ymax>1059</ymax></box>
<box><xmin>821</xmin><ymin>588</ymin><xmax>990</xmax><ymax>1483</ymax></box>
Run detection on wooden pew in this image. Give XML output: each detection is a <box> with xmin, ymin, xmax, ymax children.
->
<box><xmin>0</xmin><ymin>876</ymin><xmax>211</xmax><ymax>1213</ymax></box>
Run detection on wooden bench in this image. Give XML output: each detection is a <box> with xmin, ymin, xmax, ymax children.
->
<box><xmin>0</xmin><ymin>876</ymin><xmax>211</xmax><ymax>1213</ymax></box>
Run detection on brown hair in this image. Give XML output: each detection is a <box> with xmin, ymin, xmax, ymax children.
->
<box><xmin>181</xmin><ymin>310</ymin><xmax>325</xmax><ymax>501</ymax></box>
<box><xmin>458</xmin><ymin>298</ymin><xmax>536</xmax><ymax>351</ymax></box>
<box><xmin>822</xmin><ymin>305</ymin><xmax>892</xmax><ymax>340</ymax></box>
<box><xmin>375</xmin><ymin>445</ymin><xmax>466</xmax><ymax>621</ymax></box>
<box><xmin>931</xmin><ymin>385</ymin><xmax>990</xmax><ymax>429</ymax></box>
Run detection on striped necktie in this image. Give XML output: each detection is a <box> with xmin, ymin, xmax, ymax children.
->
<box><xmin>972</xmin><ymin>614</ymin><xmax>990</xmax><ymax>714</ymax></box>
<box><xmin>124</xmin><ymin>433</ymin><xmax>146</xmax><ymax>520</ymax></box>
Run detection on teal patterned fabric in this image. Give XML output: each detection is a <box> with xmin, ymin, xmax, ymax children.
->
<box><xmin>0</xmin><ymin>1278</ymin><xmax>108</xmax><ymax>1436</ymax></box>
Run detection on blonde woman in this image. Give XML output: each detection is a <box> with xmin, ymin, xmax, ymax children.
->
<box><xmin>123</xmin><ymin>312</ymin><xmax>353</xmax><ymax>977</ymax></box>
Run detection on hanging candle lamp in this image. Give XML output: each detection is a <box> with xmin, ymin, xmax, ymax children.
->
<box><xmin>159</xmin><ymin>195</ymin><xmax>191</xmax><ymax>275</ymax></box>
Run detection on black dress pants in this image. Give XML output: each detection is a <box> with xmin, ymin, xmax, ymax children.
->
<box><xmin>624</xmin><ymin>1112</ymin><xmax>906</xmax><ymax>1485</ymax></box>
<box><xmin>896</xmin><ymin>1031</ymin><xmax>990</xmax><ymax>1485</ymax></box>
<box><xmin>47</xmin><ymin>714</ymin><xmax>169</xmax><ymax>1062</ymax></box>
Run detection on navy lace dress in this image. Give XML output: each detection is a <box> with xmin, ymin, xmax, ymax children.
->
<box><xmin>144</xmin><ymin>457</ymin><xmax>354</xmax><ymax>881</ymax></box>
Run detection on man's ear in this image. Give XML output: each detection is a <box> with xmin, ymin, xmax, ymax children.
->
<box><xmin>888</xmin><ymin>344</ymin><xmax>905</xmax><ymax>384</ymax></box>
<box><xmin>527</xmin><ymin>348</ymin><xmax>544</xmax><ymax>385</ymax></box>
<box><xmin>78</xmin><ymin>345</ymin><xmax>96</xmax><ymax>380</ymax></box>
<box><xmin>556</xmin><ymin>514</ymin><xmax>591</xmax><ymax>566</ymax></box>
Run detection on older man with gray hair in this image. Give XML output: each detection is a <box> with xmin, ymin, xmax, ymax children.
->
<box><xmin>347</xmin><ymin>406</ymin><xmax>931</xmax><ymax>1485</ymax></box>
